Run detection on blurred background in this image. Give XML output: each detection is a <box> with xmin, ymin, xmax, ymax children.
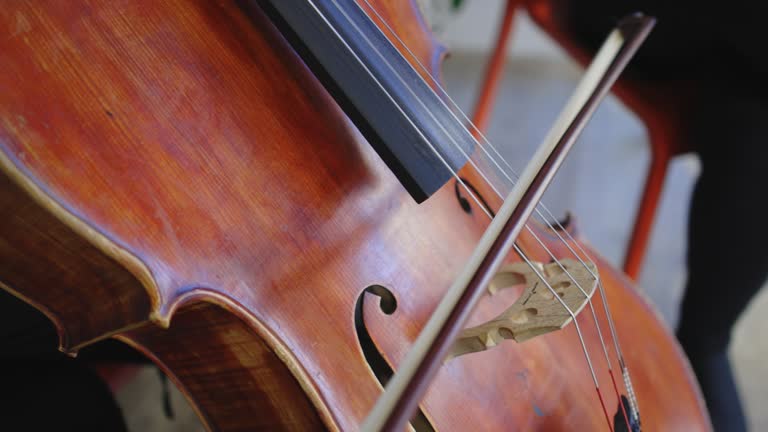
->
<box><xmin>116</xmin><ymin>1</ymin><xmax>767</xmax><ymax>430</ymax></box>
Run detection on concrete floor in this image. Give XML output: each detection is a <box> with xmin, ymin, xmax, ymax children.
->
<box><xmin>116</xmin><ymin>41</ymin><xmax>768</xmax><ymax>432</ymax></box>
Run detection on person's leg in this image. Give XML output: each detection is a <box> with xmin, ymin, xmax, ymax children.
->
<box><xmin>567</xmin><ymin>6</ymin><xmax>767</xmax><ymax>429</ymax></box>
<box><xmin>676</xmin><ymin>89</ymin><xmax>768</xmax><ymax>431</ymax></box>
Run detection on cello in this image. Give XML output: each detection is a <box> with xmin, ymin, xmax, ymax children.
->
<box><xmin>0</xmin><ymin>0</ymin><xmax>710</xmax><ymax>430</ymax></box>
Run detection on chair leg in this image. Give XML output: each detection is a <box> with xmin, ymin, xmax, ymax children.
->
<box><xmin>470</xmin><ymin>0</ymin><xmax>519</xmax><ymax>135</ymax></box>
<box><xmin>623</xmin><ymin>149</ymin><xmax>671</xmax><ymax>280</ymax></box>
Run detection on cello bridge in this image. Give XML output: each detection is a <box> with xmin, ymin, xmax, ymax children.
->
<box><xmin>449</xmin><ymin>259</ymin><xmax>597</xmax><ymax>359</ymax></box>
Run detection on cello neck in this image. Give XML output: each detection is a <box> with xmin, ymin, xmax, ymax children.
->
<box><xmin>249</xmin><ymin>0</ymin><xmax>475</xmax><ymax>202</ymax></box>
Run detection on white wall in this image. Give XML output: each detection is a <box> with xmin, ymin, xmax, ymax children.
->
<box><xmin>422</xmin><ymin>0</ymin><xmax>566</xmax><ymax>59</ymax></box>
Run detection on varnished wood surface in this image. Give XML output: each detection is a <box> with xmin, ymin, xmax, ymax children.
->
<box><xmin>0</xmin><ymin>0</ymin><xmax>709</xmax><ymax>430</ymax></box>
<box><xmin>0</xmin><ymin>160</ymin><xmax>151</xmax><ymax>351</ymax></box>
<box><xmin>120</xmin><ymin>302</ymin><xmax>325</xmax><ymax>431</ymax></box>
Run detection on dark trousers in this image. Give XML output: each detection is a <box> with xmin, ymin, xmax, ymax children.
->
<box><xmin>569</xmin><ymin>2</ymin><xmax>768</xmax><ymax>430</ymax></box>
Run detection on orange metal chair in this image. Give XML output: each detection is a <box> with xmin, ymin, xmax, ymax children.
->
<box><xmin>471</xmin><ymin>0</ymin><xmax>693</xmax><ymax>280</ymax></box>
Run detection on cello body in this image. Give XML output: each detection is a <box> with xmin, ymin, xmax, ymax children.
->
<box><xmin>0</xmin><ymin>0</ymin><xmax>710</xmax><ymax>430</ymax></box>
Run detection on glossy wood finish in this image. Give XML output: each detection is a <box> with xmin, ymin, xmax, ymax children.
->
<box><xmin>0</xmin><ymin>0</ymin><xmax>709</xmax><ymax>430</ymax></box>
<box><xmin>252</xmin><ymin>0</ymin><xmax>469</xmax><ymax>202</ymax></box>
<box><xmin>120</xmin><ymin>302</ymin><xmax>325</xmax><ymax>431</ymax></box>
<box><xmin>0</xmin><ymin>158</ymin><xmax>152</xmax><ymax>351</ymax></box>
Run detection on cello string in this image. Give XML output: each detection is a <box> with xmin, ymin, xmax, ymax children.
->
<box><xmin>515</xmin><ymin>243</ymin><xmax>614</xmax><ymax>429</ymax></box>
<box><xmin>332</xmin><ymin>0</ymin><xmax>593</xmax><ymax>290</ymax></box>
<box><xmin>296</xmin><ymin>0</ymin><xmax>494</xmax><ymax>256</ymax></box>
<box><xmin>526</xmin><ymin>209</ymin><xmax>634</xmax><ymax>424</ymax></box>
<box><xmin>532</xmin><ymin>203</ymin><xmax>640</xmax><ymax>422</ymax></box>
<box><xmin>332</xmin><ymin>0</ymin><xmax>599</xmax><ymax>319</ymax></box>
<box><xmin>298</xmin><ymin>0</ymin><xmax>551</xmax><ymax>304</ymax></box>
<box><xmin>472</xmin><ymin>130</ymin><xmax>639</xmax><ymax>422</ymax></box>
<box><xmin>324</xmin><ymin>0</ymin><xmax>595</xmax><ymax>328</ymax></box>
<box><xmin>467</xmin><ymin>124</ymin><xmax>636</xmax><ymax>404</ymax></box>
<box><xmin>489</xmin><ymin>165</ymin><xmax>639</xmax><ymax>423</ymax></box>
<box><xmin>349</xmin><ymin>0</ymin><xmax>629</xmax><ymax>423</ymax></box>
<box><xmin>353</xmin><ymin>0</ymin><xmax>611</xmax><ymax>295</ymax></box>
<box><xmin>351</xmin><ymin>1</ymin><xmax>637</xmax><ymax>423</ymax></box>
<box><xmin>354</xmin><ymin>0</ymin><xmax>597</xmax><ymax>263</ymax></box>
<box><xmin>349</xmin><ymin>0</ymin><xmax>609</xmax><ymax>310</ymax></box>
<box><xmin>324</xmin><ymin>1</ymin><xmax>615</xmax><ymax>428</ymax></box>
<box><xmin>356</xmin><ymin>0</ymin><xmax>606</xmax><ymax>309</ymax></box>
<box><xmin>354</xmin><ymin>0</ymin><xmax>618</xmax><ymax>340</ymax></box>
<box><xmin>548</xmin><ymin>230</ymin><xmax>642</xmax><ymax>423</ymax></box>
<box><xmin>300</xmin><ymin>0</ymin><xmax>554</xmax><ymax>308</ymax></box>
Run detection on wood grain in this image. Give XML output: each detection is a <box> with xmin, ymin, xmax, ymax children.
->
<box><xmin>0</xmin><ymin>157</ymin><xmax>152</xmax><ymax>352</ymax></box>
<box><xmin>0</xmin><ymin>0</ymin><xmax>709</xmax><ymax>430</ymax></box>
<box><xmin>119</xmin><ymin>302</ymin><xmax>326</xmax><ymax>431</ymax></box>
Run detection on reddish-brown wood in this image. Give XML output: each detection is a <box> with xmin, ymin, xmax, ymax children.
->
<box><xmin>120</xmin><ymin>302</ymin><xmax>326</xmax><ymax>431</ymax></box>
<box><xmin>0</xmin><ymin>164</ymin><xmax>153</xmax><ymax>351</ymax></box>
<box><xmin>0</xmin><ymin>0</ymin><xmax>709</xmax><ymax>430</ymax></box>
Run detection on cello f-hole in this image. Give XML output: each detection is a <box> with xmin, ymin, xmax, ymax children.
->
<box><xmin>453</xmin><ymin>177</ymin><xmax>496</xmax><ymax>217</ymax></box>
<box><xmin>354</xmin><ymin>285</ymin><xmax>435</xmax><ymax>431</ymax></box>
